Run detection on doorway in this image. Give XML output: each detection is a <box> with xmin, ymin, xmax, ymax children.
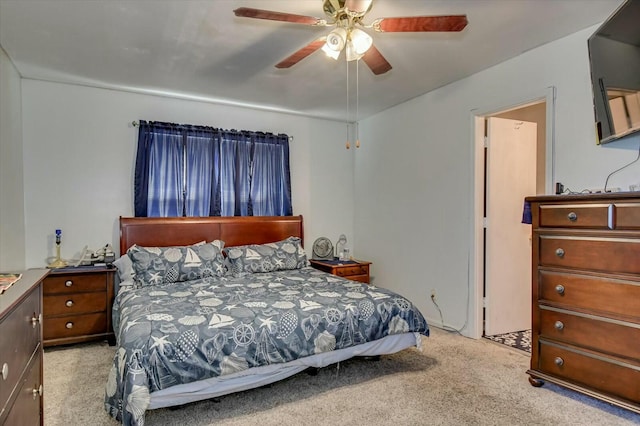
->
<box><xmin>471</xmin><ymin>87</ymin><xmax>555</xmax><ymax>341</ymax></box>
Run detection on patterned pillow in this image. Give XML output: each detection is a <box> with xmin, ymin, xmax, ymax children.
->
<box><xmin>128</xmin><ymin>240</ymin><xmax>226</xmax><ymax>287</ymax></box>
<box><xmin>223</xmin><ymin>237</ymin><xmax>308</xmax><ymax>275</ymax></box>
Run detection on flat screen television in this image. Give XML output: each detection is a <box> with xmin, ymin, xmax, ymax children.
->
<box><xmin>588</xmin><ymin>0</ymin><xmax>640</xmax><ymax>144</ymax></box>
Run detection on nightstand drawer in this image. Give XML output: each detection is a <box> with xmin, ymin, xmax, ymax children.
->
<box><xmin>347</xmin><ymin>274</ymin><xmax>369</xmax><ymax>283</ymax></box>
<box><xmin>538</xmin><ymin>342</ymin><xmax>640</xmax><ymax>403</ymax></box>
<box><xmin>334</xmin><ymin>265</ymin><xmax>369</xmax><ymax>277</ymax></box>
<box><xmin>43</xmin><ymin>312</ymin><xmax>107</xmax><ymax>341</ymax></box>
<box><xmin>44</xmin><ymin>273</ymin><xmax>106</xmax><ymax>294</ymax></box>
<box><xmin>539</xmin><ymin>308</ymin><xmax>640</xmax><ymax>360</ymax></box>
<box><xmin>43</xmin><ymin>292</ymin><xmax>106</xmax><ymax>317</ymax></box>
<box><xmin>309</xmin><ymin>259</ymin><xmax>372</xmax><ymax>284</ymax></box>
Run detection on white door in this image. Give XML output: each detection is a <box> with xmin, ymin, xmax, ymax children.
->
<box><xmin>484</xmin><ymin>117</ymin><xmax>537</xmax><ymax>336</ymax></box>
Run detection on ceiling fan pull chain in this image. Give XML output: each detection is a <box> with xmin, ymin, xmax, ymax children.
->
<box><xmin>356</xmin><ymin>59</ymin><xmax>360</xmax><ymax>148</ymax></box>
<box><xmin>346</xmin><ymin>56</ymin><xmax>350</xmax><ymax>149</ymax></box>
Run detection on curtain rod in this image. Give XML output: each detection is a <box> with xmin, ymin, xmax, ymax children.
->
<box><xmin>131</xmin><ymin>120</ymin><xmax>293</xmax><ymax>142</ymax></box>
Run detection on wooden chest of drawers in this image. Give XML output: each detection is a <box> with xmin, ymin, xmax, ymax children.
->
<box><xmin>526</xmin><ymin>193</ymin><xmax>640</xmax><ymax>414</ymax></box>
<box><xmin>0</xmin><ymin>269</ymin><xmax>48</xmax><ymax>426</ymax></box>
<box><xmin>43</xmin><ymin>266</ymin><xmax>115</xmax><ymax>347</ymax></box>
<box><xmin>309</xmin><ymin>259</ymin><xmax>371</xmax><ymax>283</ymax></box>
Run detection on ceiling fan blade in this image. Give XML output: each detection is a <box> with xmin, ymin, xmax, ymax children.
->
<box><xmin>234</xmin><ymin>7</ymin><xmax>324</xmax><ymax>26</ymax></box>
<box><xmin>275</xmin><ymin>38</ymin><xmax>326</xmax><ymax>69</ymax></box>
<box><xmin>374</xmin><ymin>15</ymin><xmax>468</xmax><ymax>32</ymax></box>
<box><xmin>361</xmin><ymin>45</ymin><xmax>392</xmax><ymax>75</ymax></box>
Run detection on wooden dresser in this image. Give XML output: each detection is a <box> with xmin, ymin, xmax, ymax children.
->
<box><xmin>526</xmin><ymin>193</ymin><xmax>640</xmax><ymax>413</ymax></box>
<box><xmin>0</xmin><ymin>269</ymin><xmax>48</xmax><ymax>426</ymax></box>
<box><xmin>309</xmin><ymin>259</ymin><xmax>371</xmax><ymax>283</ymax></box>
<box><xmin>43</xmin><ymin>266</ymin><xmax>115</xmax><ymax>347</ymax></box>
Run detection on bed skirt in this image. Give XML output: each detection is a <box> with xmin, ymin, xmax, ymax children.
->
<box><xmin>148</xmin><ymin>331</ymin><xmax>422</xmax><ymax>409</ymax></box>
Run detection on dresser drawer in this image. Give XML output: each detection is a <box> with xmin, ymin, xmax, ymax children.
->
<box><xmin>614</xmin><ymin>203</ymin><xmax>640</xmax><ymax>230</ymax></box>
<box><xmin>44</xmin><ymin>292</ymin><xmax>106</xmax><ymax>317</ymax></box>
<box><xmin>44</xmin><ymin>273</ymin><xmax>106</xmax><ymax>295</ymax></box>
<box><xmin>539</xmin><ymin>270</ymin><xmax>640</xmax><ymax>319</ymax></box>
<box><xmin>0</xmin><ymin>287</ymin><xmax>40</xmax><ymax>407</ymax></box>
<box><xmin>2</xmin><ymin>351</ymin><xmax>42</xmax><ymax>426</ymax></box>
<box><xmin>43</xmin><ymin>312</ymin><xmax>107</xmax><ymax>341</ymax></box>
<box><xmin>539</xmin><ymin>236</ymin><xmax>640</xmax><ymax>274</ymax></box>
<box><xmin>538</xmin><ymin>342</ymin><xmax>640</xmax><ymax>403</ymax></box>
<box><xmin>539</xmin><ymin>203</ymin><xmax>611</xmax><ymax>229</ymax></box>
<box><xmin>539</xmin><ymin>308</ymin><xmax>640</xmax><ymax>360</ymax></box>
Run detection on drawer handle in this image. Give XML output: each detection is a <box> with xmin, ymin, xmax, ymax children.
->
<box><xmin>1</xmin><ymin>363</ymin><xmax>8</xmax><ymax>380</ymax></box>
<box><xmin>555</xmin><ymin>248</ymin><xmax>565</xmax><ymax>258</ymax></box>
<box><xmin>554</xmin><ymin>357</ymin><xmax>564</xmax><ymax>367</ymax></box>
<box><xmin>31</xmin><ymin>312</ymin><xmax>42</xmax><ymax>328</ymax></box>
<box><xmin>65</xmin><ymin>322</ymin><xmax>74</xmax><ymax>329</ymax></box>
<box><xmin>65</xmin><ymin>300</ymin><xmax>74</xmax><ymax>307</ymax></box>
<box><xmin>567</xmin><ymin>212</ymin><xmax>577</xmax><ymax>221</ymax></box>
<box><xmin>555</xmin><ymin>284</ymin><xmax>565</xmax><ymax>295</ymax></box>
<box><xmin>65</xmin><ymin>280</ymin><xmax>73</xmax><ymax>287</ymax></box>
<box><xmin>554</xmin><ymin>321</ymin><xmax>564</xmax><ymax>330</ymax></box>
<box><xmin>32</xmin><ymin>384</ymin><xmax>43</xmax><ymax>400</ymax></box>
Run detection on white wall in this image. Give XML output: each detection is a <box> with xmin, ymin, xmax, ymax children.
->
<box><xmin>0</xmin><ymin>46</ymin><xmax>26</xmax><ymax>270</ymax></box>
<box><xmin>354</xmin><ymin>25</ymin><xmax>640</xmax><ymax>337</ymax></box>
<box><xmin>21</xmin><ymin>80</ymin><xmax>354</xmax><ymax>267</ymax></box>
<box><xmin>16</xmin><ymin>24</ymin><xmax>640</xmax><ymax>337</ymax></box>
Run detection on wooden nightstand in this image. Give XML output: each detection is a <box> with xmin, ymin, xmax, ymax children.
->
<box><xmin>42</xmin><ymin>266</ymin><xmax>115</xmax><ymax>347</ymax></box>
<box><xmin>309</xmin><ymin>259</ymin><xmax>371</xmax><ymax>284</ymax></box>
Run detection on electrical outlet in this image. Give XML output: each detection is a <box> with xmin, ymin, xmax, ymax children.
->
<box><xmin>430</xmin><ymin>289</ymin><xmax>436</xmax><ymax>300</ymax></box>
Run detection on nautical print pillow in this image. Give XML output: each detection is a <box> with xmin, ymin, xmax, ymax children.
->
<box><xmin>223</xmin><ymin>236</ymin><xmax>308</xmax><ymax>275</ymax></box>
<box><xmin>114</xmin><ymin>241</ymin><xmax>207</xmax><ymax>285</ymax></box>
<box><xmin>128</xmin><ymin>240</ymin><xmax>226</xmax><ymax>287</ymax></box>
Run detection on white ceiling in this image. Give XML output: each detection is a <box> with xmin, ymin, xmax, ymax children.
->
<box><xmin>0</xmin><ymin>0</ymin><xmax>625</xmax><ymax>122</ymax></box>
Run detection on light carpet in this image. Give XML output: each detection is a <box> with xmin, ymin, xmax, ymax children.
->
<box><xmin>43</xmin><ymin>327</ymin><xmax>640</xmax><ymax>425</ymax></box>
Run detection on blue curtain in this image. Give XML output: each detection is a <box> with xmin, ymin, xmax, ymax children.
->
<box><xmin>134</xmin><ymin>122</ymin><xmax>184</xmax><ymax>217</ymax></box>
<box><xmin>220</xmin><ymin>131</ymin><xmax>252</xmax><ymax>216</ymax></box>
<box><xmin>251</xmin><ymin>133</ymin><xmax>292</xmax><ymax>216</ymax></box>
<box><xmin>185</xmin><ymin>129</ymin><xmax>218</xmax><ymax>217</ymax></box>
<box><xmin>134</xmin><ymin>121</ymin><xmax>292</xmax><ymax>217</ymax></box>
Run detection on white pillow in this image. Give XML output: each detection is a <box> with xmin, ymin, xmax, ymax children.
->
<box><xmin>113</xmin><ymin>254</ymin><xmax>135</xmax><ymax>282</ymax></box>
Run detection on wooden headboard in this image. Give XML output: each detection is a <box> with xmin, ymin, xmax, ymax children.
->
<box><xmin>119</xmin><ymin>216</ymin><xmax>304</xmax><ymax>254</ymax></box>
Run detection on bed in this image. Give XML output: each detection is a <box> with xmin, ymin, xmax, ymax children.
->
<box><xmin>104</xmin><ymin>215</ymin><xmax>429</xmax><ymax>425</ymax></box>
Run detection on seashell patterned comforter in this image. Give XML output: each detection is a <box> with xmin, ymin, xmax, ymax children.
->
<box><xmin>104</xmin><ymin>266</ymin><xmax>429</xmax><ymax>425</ymax></box>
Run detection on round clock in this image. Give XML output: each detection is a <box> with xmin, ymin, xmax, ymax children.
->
<box><xmin>312</xmin><ymin>237</ymin><xmax>334</xmax><ymax>260</ymax></box>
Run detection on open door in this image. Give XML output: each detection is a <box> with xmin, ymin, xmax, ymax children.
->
<box><xmin>484</xmin><ymin>117</ymin><xmax>537</xmax><ymax>336</ymax></box>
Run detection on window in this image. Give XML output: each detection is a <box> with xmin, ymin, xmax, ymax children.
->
<box><xmin>134</xmin><ymin>121</ymin><xmax>292</xmax><ymax>217</ymax></box>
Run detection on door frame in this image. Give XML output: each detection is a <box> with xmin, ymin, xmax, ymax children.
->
<box><xmin>468</xmin><ymin>86</ymin><xmax>556</xmax><ymax>339</ymax></box>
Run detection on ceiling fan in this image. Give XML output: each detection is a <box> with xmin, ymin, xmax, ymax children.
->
<box><xmin>234</xmin><ymin>0</ymin><xmax>468</xmax><ymax>75</ymax></box>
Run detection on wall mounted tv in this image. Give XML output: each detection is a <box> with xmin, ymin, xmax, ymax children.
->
<box><xmin>588</xmin><ymin>0</ymin><xmax>640</xmax><ymax>144</ymax></box>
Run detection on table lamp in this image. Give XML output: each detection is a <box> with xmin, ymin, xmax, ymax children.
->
<box><xmin>47</xmin><ymin>229</ymin><xmax>68</xmax><ymax>268</ymax></box>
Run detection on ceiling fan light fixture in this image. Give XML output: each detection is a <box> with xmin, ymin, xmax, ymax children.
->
<box><xmin>325</xmin><ymin>27</ymin><xmax>347</xmax><ymax>52</ymax></box>
<box><xmin>322</xmin><ymin>43</ymin><xmax>341</xmax><ymax>59</ymax></box>
<box><xmin>345</xmin><ymin>40</ymin><xmax>363</xmax><ymax>61</ymax></box>
<box><xmin>349</xmin><ymin>28</ymin><xmax>372</xmax><ymax>55</ymax></box>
